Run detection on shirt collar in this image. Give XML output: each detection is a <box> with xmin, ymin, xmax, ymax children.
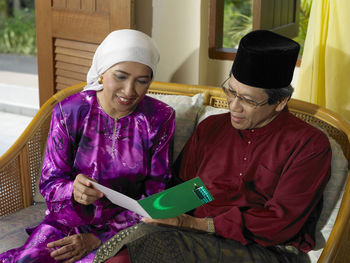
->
<box><xmin>239</xmin><ymin>107</ymin><xmax>290</xmax><ymax>138</ymax></box>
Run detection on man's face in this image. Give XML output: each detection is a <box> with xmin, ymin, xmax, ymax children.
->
<box><xmin>225</xmin><ymin>76</ymin><xmax>287</xmax><ymax>130</ymax></box>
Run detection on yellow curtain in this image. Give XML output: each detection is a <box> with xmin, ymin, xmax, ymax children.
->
<box><xmin>295</xmin><ymin>0</ymin><xmax>350</xmax><ymax>121</ymax></box>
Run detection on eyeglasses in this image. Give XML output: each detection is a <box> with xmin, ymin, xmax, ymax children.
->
<box><xmin>220</xmin><ymin>77</ymin><xmax>268</xmax><ymax>108</ymax></box>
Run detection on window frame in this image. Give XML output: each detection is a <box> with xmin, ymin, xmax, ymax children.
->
<box><xmin>209</xmin><ymin>0</ymin><xmax>301</xmax><ymax>66</ymax></box>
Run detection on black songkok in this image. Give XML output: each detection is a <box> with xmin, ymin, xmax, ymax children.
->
<box><xmin>231</xmin><ymin>30</ymin><xmax>300</xmax><ymax>89</ymax></box>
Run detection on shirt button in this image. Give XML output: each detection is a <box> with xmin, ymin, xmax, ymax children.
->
<box><xmin>243</xmin><ymin>157</ymin><xmax>247</xmax><ymax>161</ymax></box>
<box><xmin>248</xmin><ymin>141</ymin><xmax>251</xmax><ymax>144</ymax></box>
<box><xmin>251</xmin><ymin>130</ymin><xmax>255</xmax><ymax>133</ymax></box>
<box><xmin>239</xmin><ymin>173</ymin><xmax>243</xmax><ymax>176</ymax></box>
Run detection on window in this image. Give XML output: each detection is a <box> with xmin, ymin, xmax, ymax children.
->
<box><xmin>209</xmin><ymin>0</ymin><xmax>301</xmax><ymax>63</ymax></box>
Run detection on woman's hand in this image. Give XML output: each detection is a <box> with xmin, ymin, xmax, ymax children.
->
<box><xmin>47</xmin><ymin>233</ymin><xmax>102</xmax><ymax>263</ymax></box>
<box><xmin>142</xmin><ymin>214</ymin><xmax>211</xmax><ymax>233</ymax></box>
<box><xmin>73</xmin><ymin>174</ymin><xmax>103</xmax><ymax>205</ymax></box>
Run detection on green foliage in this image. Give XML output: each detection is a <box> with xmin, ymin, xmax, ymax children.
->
<box><xmin>223</xmin><ymin>0</ymin><xmax>252</xmax><ymax>48</ymax></box>
<box><xmin>0</xmin><ymin>8</ymin><xmax>36</xmax><ymax>55</ymax></box>
<box><xmin>293</xmin><ymin>0</ymin><xmax>313</xmax><ymax>55</ymax></box>
<box><xmin>223</xmin><ymin>0</ymin><xmax>313</xmax><ymax>55</ymax></box>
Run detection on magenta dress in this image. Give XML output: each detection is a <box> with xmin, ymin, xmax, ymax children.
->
<box><xmin>0</xmin><ymin>90</ymin><xmax>175</xmax><ymax>263</ymax></box>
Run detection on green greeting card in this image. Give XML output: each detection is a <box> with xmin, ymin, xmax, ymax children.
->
<box><xmin>91</xmin><ymin>177</ymin><xmax>214</xmax><ymax>219</ymax></box>
<box><xmin>139</xmin><ymin>177</ymin><xmax>214</xmax><ymax>219</ymax></box>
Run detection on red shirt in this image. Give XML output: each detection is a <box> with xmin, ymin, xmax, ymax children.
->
<box><xmin>179</xmin><ymin>109</ymin><xmax>331</xmax><ymax>252</ymax></box>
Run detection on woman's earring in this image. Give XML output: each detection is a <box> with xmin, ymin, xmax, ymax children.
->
<box><xmin>98</xmin><ymin>76</ymin><xmax>103</xmax><ymax>84</ymax></box>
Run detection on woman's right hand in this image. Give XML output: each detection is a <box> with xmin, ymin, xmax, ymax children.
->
<box><xmin>73</xmin><ymin>174</ymin><xmax>104</xmax><ymax>205</ymax></box>
<box><xmin>48</xmin><ymin>233</ymin><xmax>102</xmax><ymax>263</ymax></box>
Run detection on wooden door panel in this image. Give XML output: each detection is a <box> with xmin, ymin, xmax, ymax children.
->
<box><xmin>52</xmin><ymin>0</ymin><xmax>66</xmax><ymax>8</ymax></box>
<box><xmin>55</xmin><ymin>62</ymin><xmax>90</xmax><ymax>75</ymax></box>
<box><xmin>55</xmin><ymin>54</ymin><xmax>91</xmax><ymax>67</ymax></box>
<box><xmin>55</xmin><ymin>38</ymin><xmax>97</xmax><ymax>52</ymax></box>
<box><xmin>55</xmin><ymin>69</ymin><xmax>86</xmax><ymax>84</ymax></box>
<box><xmin>96</xmin><ymin>0</ymin><xmax>110</xmax><ymax>12</ymax></box>
<box><xmin>52</xmin><ymin>9</ymin><xmax>110</xmax><ymax>43</ymax></box>
<box><xmin>54</xmin><ymin>37</ymin><xmax>96</xmax><ymax>87</ymax></box>
<box><xmin>81</xmin><ymin>0</ymin><xmax>95</xmax><ymax>11</ymax></box>
<box><xmin>54</xmin><ymin>47</ymin><xmax>93</xmax><ymax>60</ymax></box>
<box><xmin>66</xmin><ymin>0</ymin><xmax>81</xmax><ymax>10</ymax></box>
<box><xmin>36</xmin><ymin>0</ymin><xmax>134</xmax><ymax>105</ymax></box>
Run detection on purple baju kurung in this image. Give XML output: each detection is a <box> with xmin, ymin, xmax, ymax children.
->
<box><xmin>0</xmin><ymin>90</ymin><xmax>175</xmax><ymax>262</ymax></box>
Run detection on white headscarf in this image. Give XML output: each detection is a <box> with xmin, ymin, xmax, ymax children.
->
<box><xmin>84</xmin><ymin>29</ymin><xmax>160</xmax><ymax>91</ymax></box>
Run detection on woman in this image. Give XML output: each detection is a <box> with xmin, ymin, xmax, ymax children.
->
<box><xmin>0</xmin><ymin>29</ymin><xmax>175</xmax><ymax>263</ymax></box>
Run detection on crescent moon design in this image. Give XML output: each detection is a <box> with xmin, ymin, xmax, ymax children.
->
<box><xmin>152</xmin><ymin>192</ymin><xmax>176</xmax><ymax>210</ymax></box>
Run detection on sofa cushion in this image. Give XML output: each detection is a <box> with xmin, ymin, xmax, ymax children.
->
<box><xmin>307</xmin><ymin>133</ymin><xmax>348</xmax><ymax>261</ymax></box>
<box><xmin>147</xmin><ymin>93</ymin><xmax>204</xmax><ymax>161</ymax></box>
<box><xmin>311</xmin><ymin>135</ymin><xmax>348</xmax><ymax>248</ymax></box>
<box><xmin>308</xmin><ymin>192</ymin><xmax>343</xmax><ymax>262</ymax></box>
<box><xmin>197</xmin><ymin>105</ymin><xmax>229</xmax><ymax>125</ymax></box>
<box><xmin>0</xmin><ymin>202</ymin><xmax>47</xmax><ymax>253</ymax></box>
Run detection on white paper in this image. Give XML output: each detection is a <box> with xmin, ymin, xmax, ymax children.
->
<box><xmin>90</xmin><ymin>181</ymin><xmax>151</xmax><ymax>218</ymax></box>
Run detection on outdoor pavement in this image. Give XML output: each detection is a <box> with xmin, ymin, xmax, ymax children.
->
<box><xmin>0</xmin><ymin>54</ymin><xmax>39</xmax><ymax>156</ymax></box>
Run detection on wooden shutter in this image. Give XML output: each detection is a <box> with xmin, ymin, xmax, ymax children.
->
<box><xmin>253</xmin><ymin>0</ymin><xmax>300</xmax><ymax>38</ymax></box>
<box><xmin>35</xmin><ymin>0</ymin><xmax>134</xmax><ymax>105</ymax></box>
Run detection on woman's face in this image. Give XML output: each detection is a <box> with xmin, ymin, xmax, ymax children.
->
<box><xmin>97</xmin><ymin>61</ymin><xmax>152</xmax><ymax>119</ymax></box>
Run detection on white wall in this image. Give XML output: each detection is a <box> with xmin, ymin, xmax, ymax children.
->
<box><xmin>151</xmin><ymin>0</ymin><xmax>201</xmax><ymax>84</ymax></box>
<box><xmin>198</xmin><ymin>0</ymin><xmax>232</xmax><ymax>86</ymax></box>
<box><xmin>146</xmin><ymin>0</ymin><xmax>235</xmax><ymax>87</ymax></box>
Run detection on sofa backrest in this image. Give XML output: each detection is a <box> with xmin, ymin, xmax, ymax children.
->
<box><xmin>149</xmin><ymin>81</ymin><xmax>350</xmax><ymax>165</ymax></box>
<box><xmin>1</xmin><ymin>80</ymin><xmax>350</xmax><ymax>263</ymax></box>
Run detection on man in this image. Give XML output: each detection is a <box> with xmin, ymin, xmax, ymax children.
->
<box><xmin>95</xmin><ymin>30</ymin><xmax>331</xmax><ymax>263</ymax></box>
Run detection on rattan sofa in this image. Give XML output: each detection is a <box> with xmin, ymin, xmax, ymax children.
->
<box><xmin>0</xmin><ymin>81</ymin><xmax>349</xmax><ymax>262</ymax></box>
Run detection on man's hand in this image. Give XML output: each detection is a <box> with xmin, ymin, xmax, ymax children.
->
<box><xmin>73</xmin><ymin>174</ymin><xmax>103</xmax><ymax>205</ymax></box>
<box><xmin>47</xmin><ymin>233</ymin><xmax>102</xmax><ymax>263</ymax></box>
<box><xmin>142</xmin><ymin>214</ymin><xmax>210</xmax><ymax>232</ymax></box>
